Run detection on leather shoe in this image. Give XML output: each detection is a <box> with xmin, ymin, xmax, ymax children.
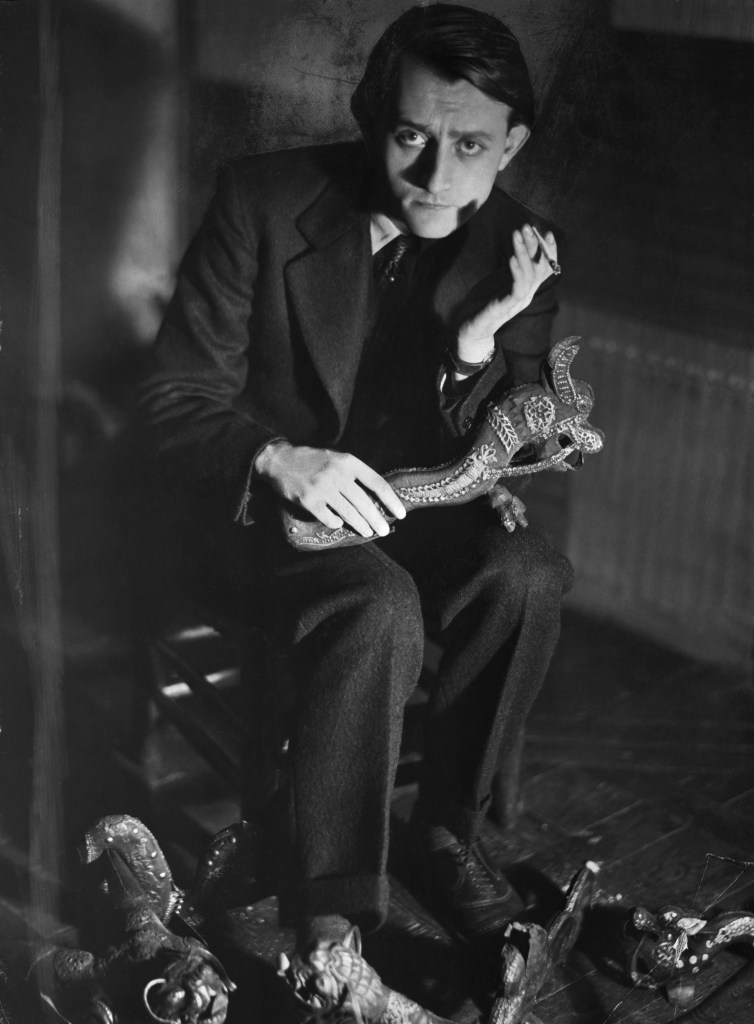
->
<box><xmin>406</xmin><ymin>823</ymin><xmax>524</xmax><ymax>941</ymax></box>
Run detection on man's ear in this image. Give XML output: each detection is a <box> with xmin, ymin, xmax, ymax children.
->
<box><xmin>498</xmin><ymin>123</ymin><xmax>530</xmax><ymax>172</ymax></box>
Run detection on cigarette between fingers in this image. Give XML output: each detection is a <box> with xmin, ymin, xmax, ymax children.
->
<box><xmin>532</xmin><ymin>225</ymin><xmax>561</xmax><ymax>275</ymax></box>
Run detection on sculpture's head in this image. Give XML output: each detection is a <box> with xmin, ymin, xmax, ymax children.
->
<box><xmin>493</xmin><ymin>336</ymin><xmax>605</xmax><ymax>477</ymax></box>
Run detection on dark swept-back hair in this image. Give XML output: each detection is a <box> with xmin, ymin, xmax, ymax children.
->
<box><xmin>351</xmin><ymin>3</ymin><xmax>535</xmax><ymax>137</ymax></box>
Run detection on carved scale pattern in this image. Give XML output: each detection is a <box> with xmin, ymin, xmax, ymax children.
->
<box><xmin>498</xmin><ymin>444</ymin><xmax>582</xmax><ymax>477</ymax></box>
<box><xmin>393</xmin><ymin>444</ymin><xmax>499</xmax><ymax>504</ymax></box>
<box><xmin>550</xmin><ymin>338</ymin><xmax>579</xmax><ymax>405</ymax></box>
<box><xmin>555</xmin><ymin>415</ymin><xmax>604</xmax><ymax>454</ymax></box>
<box><xmin>280</xmin><ymin>931</ymin><xmax>454</xmax><ymax>1024</ymax></box>
<box><xmin>487</xmin><ymin>406</ymin><xmax>519</xmax><ymax>454</ymax></box>
<box><xmin>381</xmin><ymin>990</ymin><xmax>422</xmax><ymax>1023</ymax></box>
<box><xmin>523</xmin><ymin>394</ymin><xmax>556</xmax><ymax>434</ymax></box>
<box><xmin>305</xmin><ymin>525</ymin><xmax>357</xmax><ymax>547</ymax></box>
<box><xmin>712</xmin><ymin>917</ymin><xmax>754</xmax><ymax>946</ymax></box>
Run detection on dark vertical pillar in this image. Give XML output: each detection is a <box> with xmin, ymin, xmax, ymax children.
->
<box><xmin>28</xmin><ymin>0</ymin><xmax>65</xmax><ymax>940</ymax></box>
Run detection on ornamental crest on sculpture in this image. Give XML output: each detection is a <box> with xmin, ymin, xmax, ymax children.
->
<box><xmin>523</xmin><ymin>394</ymin><xmax>556</xmax><ymax>434</ymax></box>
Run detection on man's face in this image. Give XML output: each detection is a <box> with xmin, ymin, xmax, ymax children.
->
<box><xmin>378</xmin><ymin>57</ymin><xmax>530</xmax><ymax>238</ymax></box>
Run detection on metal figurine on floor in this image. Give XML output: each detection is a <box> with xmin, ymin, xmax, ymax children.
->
<box><xmin>489</xmin><ymin>862</ymin><xmax>600</xmax><ymax>1024</ymax></box>
<box><xmin>278</xmin><ymin>927</ymin><xmax>456</xmax><ymax>1024</ymax></box>
<box><xmin>627</xmin><ymin>902</ymin><xmax>754</xmax><ymax>1009</ymax></box>
<box><xmin>27</xmin><ymin>816</ymin><xmax>235</xmax><ymax>1024</ymax></box>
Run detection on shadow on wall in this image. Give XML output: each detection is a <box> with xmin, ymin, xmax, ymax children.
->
<box><xmin>61</xmin><ymin>0</ymin><xmax>180</xmax><ymax>408</ymax></box>
<box><xmin>55</xmin><ymin>0</ymin><xmax>182</xmax><ymax>629</ymax></box>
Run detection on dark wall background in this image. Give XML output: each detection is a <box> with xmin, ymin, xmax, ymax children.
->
<box><xmin>1</xmin><ymin>0</ymin><xmax>752</xmax><ymax>732</ymax></box>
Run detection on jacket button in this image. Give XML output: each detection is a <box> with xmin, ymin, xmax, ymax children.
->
<box><xmin>462</xmin><ymin>416</ymin><xmax>473</xmax><ymax>431</ymax></box>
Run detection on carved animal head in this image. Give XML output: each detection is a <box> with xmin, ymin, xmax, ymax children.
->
<box><xmin>143</xmin><ymin>950</ymin><xmax>234</xmax><ymax>1024</ymax></box>
<box><xmin>494</xmin><ymin>336</ymin><xmax>605</xmax><ymax>478</ymax></box>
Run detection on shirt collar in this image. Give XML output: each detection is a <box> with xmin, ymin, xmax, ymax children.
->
<box><xmin>370</xmin><ymin>211</ymin><xmax>408</xmax><ymax>255</ymax></box>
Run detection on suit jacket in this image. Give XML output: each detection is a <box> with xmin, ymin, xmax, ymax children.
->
<box><xmin>140</xmin><ymin>142</ymin><xmax>558</xmax><ymax>524</ymax></box>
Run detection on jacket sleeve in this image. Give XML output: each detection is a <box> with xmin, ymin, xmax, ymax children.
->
<box><xmin>139</xmin><ymin>163</ymin><xmax>278</xmax><ymax>522</ymax></box>
<box><xmin>438</xmin><ymin>273</ymin><xmax>559</xmax><ymax>437</ymax></box>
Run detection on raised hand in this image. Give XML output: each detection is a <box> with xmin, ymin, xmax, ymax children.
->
<box><xmin>255</xmin><ymin>441</ymin><xmax>406</xmax><ymax>537</ymax></box>
<box><xmin>455</xmin><ymin>225</ymin><xmax>559</xmax><ymax>365</ymax></box>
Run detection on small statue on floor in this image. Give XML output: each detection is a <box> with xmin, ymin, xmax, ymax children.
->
<box><xmin>277</xmin><ymin>927</ymin><xmax>456</xmax><ymax>1024</ymax></box>
<box><xmin>627</xmin><ymin>902</ymin><xmax>754</xmax><ymax>1009</ymax></box>
<box><xmin>489</xmin><ymin>861</ymin><xmax>600</xmax><ymax>1024</ymax></box>
<box><xmin>27</xmin><ymin>815</ymin><xmax>235</xmax><ymax>1024</ymax></box>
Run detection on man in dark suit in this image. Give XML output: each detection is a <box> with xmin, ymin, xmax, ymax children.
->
<box><xmin>142</xmin><ymin>3</ymin><xmax>573</xmax><ymax>961</ymax></box>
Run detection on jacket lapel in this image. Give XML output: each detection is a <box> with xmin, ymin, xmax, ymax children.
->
<box><xmin>285</xmin><ymin>175</ymin><xmax>520</xmax><ymax>433</ymax></box>
<box><xmin>286</xmin><ymin>173</ymin><xmax>373</xmax><ymax>437</ymax></box>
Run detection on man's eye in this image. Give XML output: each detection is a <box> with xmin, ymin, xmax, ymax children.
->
<box><xmin>458</xmin><ymin>139</ymin><xmax>482</xmax><ymax>155</ymax></box>
<box><xmin>396</xmin><ymin>130</ymin><xmax>425</xmax><ymax>148</ymax></box>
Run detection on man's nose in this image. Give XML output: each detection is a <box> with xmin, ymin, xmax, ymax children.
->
<box><xmin>420</xmin><ymin>144</ymin><xmax>453</xmax><ymax>195</ymax></box>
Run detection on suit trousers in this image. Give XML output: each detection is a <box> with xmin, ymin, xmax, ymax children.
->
<box><xmin>195</xmin><ymin>499</ymin><xmax>574</xmax><ymax>932</ymax></box>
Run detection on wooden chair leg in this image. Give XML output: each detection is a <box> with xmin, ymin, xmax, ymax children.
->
<box><xmin>490</xmin><ymin>728</ymin><xmax>525</xmax><ymax>829</ymax></box>
<box><xmin>129</xmin><ymin>626</ymin><xmax>164</xmax><ymax>763</ymax></box>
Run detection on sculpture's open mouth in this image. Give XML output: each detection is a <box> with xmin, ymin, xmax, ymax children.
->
<box><xmin>508</xmin><ymin>437</ymin><xmax>584</xmax><ymax>474</ymax></box>
<box><xmin>559</xmin><ymin>435</ymin><xmax>584</xmax><ymax>469</ymax></box>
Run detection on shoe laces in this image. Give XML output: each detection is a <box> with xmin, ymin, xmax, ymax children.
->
<box><xmin>450</xmin><ymin>836</ymin><xmax>502</xmax><ymax>894</ymax></box>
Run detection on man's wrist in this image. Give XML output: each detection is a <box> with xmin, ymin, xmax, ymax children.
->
<box><xmin>446</xmin><ymin>338</ymin><xmax>496</xmax><ymax>378</ymax></box>
<box><xmin>253</xmin><ymin>438</ymin><xmax>292</xmax><ymax>478</ymax></box>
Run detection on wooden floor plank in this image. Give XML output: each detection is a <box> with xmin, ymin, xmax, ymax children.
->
<box><xmin>534</xmin><ymin>953</ymin><xmax>748</xmax><ymax>1024</ymax></box>
<box><xmin>524</xmin><ymin>765</ymin><xmax>645</xmax><ymax>837</ymax></box>
<box><xmin>524</xmin><ymin>732</ymin><xmax>754</xmax><ymax>775</ymax></box>
<box><xmin>595</xmin><ymin>829</ymin><xmax>751</xmax><ymax>913</ymax></box>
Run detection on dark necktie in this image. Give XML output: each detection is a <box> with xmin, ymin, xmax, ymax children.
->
<box><xmin>377</xmin><ymin>234</ymin><xmax>414</xmax><ymax>286</ymax></box>
<box><xmin>342</xmin><ymin>236</ymin><xmax>418</xmax><ymax>461</ymax></box>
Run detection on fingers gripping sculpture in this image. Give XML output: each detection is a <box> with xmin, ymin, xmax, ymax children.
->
<box><xmin>282</xmin><ymin>337</ymin><xmax>604</xmax><ymax>551</ymax></box>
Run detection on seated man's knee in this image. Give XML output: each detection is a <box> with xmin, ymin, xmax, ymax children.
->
<box><xmin>484</xmin><ymin>528</ymin><xmax>574</xmax><ymax>607</ymax></box>
<box><xmin>526</xmin><ymin>535</ymin><xmax>574</xmax><ymax>598</ymax></box>
<box><xmin>359</xmin><ymin>557</ymin><xmax>424</xmax><ymax>637</ymax></box>
<box><xmin>346</xmin><ymin>556</ymin><xmax>425</xmax><ymax>691</ymax></box>
<box><xmin>533</xmin><ymin>551</ymin><xmax>574</xmax><ymax>607</ymax></box>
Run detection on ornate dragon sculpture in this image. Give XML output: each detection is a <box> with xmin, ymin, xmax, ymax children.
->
<box><xmin>627</xmin><ymin>903</ymin><xmax>754</xmax><ymax>1009</ymax></box>
<box><xmin>282</xmin><ymin>336</ymin><xmax>604</xmax><ymax>550</ymax></box>
<box><xmin>27</xmin><ymin>816</ymin><xmax>235</xmax><ymax>1024</ymax></box>
<box><xmin>489</xmin><ymin>862</ymin><xmax>599</xmax><ymax>1024</ymax></box>
<box><xmin>277</xmin><ymin>926</ymin><xmax>456</xmax><ymax>1024</ymax></box>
